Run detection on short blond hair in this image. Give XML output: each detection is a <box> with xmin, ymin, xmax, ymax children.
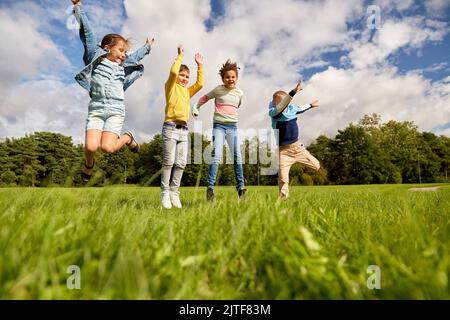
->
<box><xmin>273</xmin><ymin>90</ymin><xmax>287</xmax><ymax>101</ymax></box>
<box><xmin>272</xmin><ymin>91</ymin><xmax>288</xmax><ymax>106</ymax></box>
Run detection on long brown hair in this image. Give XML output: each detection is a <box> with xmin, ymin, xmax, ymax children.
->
<box><xmin>100</xmin><ymin>33</ymin><xmax>128</xmax><ymax>49</ymax></box>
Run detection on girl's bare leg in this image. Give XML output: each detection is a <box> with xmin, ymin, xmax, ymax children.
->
<box><xmin>100</xmin><ymin>132</ymin><xmax>136</xmax><ymax>153</ymax></box>
<box><xmin>83</xmin><ymin>129</ymin><xmax>102</xmax><ymax>175</ymax></box>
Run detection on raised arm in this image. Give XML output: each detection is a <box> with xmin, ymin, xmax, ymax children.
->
<box><xmin>270</xmin><ymin>80</ymin><xmax>303</xmax><ymax>118</ymax></box>
<box><xmin>296</xmin><ymin>100</ymin><xmax>319</xmax><ymax>114</ymax></box>
<box><xmin>72</xmin><ymin>1</ymin><xmax>97</xmax><ymax>65</ymax></box>
<box><xmin>165</xmin><ymin>45</ymin><xmax>184</xmax><ymax>95</ymax></box>
<box><xmin>188</xmin><ymin>53</ymin><xmax>204</xmax><ymax>97</ymax></box>
<box><xmin>125</xmin><ymin>38</ymin><xmax>154</xmax><ymax>63</ymax></box>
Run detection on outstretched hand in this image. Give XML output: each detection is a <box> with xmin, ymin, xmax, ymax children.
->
<box><xmin>177</xmin><ymin>45</ymin><xmax>184</xmax><ymax>55</ymax></box>
<box><xmin>195</xmin><ymin>53</ymin><xmax>204</xmax><ymax>66</ymax></box>
<box><xmin>71</xmin><ymin>0</ymin><xmax>81</xmax><ymax>5</ymax></box>
<box><xmin>293</xmin><ymin>80</ymin><xmax>303</xmax><ymax>94</ymax></box>
<box><xmin>146</xmin><ymin>38</ymin><xmax>155</xmax><ymax>46</ymax></box>
<box><xmin>310</xmin><ymin>99</ymin><xmax>319</xmax><ymax>108</ymax></box>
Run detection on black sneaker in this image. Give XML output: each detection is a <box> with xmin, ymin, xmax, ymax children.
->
<box><xmin>81</xmin><ymin>159</ymin><xmax>95</xmax><ymax>183</ymax></box>
<box><xmin>207</xmin><ymin>188</ymin><xmax>215</xmax><ymax>202</ymax></box>
<box><xmin>238</xmin><ymin>188</ymin><xmax>247</xmax><ymax>200</ymax></box>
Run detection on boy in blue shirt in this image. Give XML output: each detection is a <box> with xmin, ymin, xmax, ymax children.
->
<box><xmin>268</xmin><ymin>80</ymin><xmax>320</xmax><ymax>198</ymax></box>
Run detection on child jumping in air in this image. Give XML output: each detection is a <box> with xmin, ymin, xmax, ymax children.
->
<box><xmin>268</xmin><ymin>80</ymin><xmax>321</xmax><ymax>199</ymax></box>
<box><xmin>161</xmin><ymin>45</ymin><xmax>204</xmax><ymax>209</ymax></box>
<box><xmin>192</xmin><ymin>60</ymin><xmax>246</xmax><ymax>202</ymax></box>
<box><xmin>71</xmin><ymin>0</ymin><xmax>154</xmax><ymax>182</ymax></box>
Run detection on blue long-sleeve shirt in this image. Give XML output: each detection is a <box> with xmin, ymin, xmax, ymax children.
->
<box><xmin>268</xmin><ymin>90</ymin><xmax>312</xmax><ymax>146</ymax></box>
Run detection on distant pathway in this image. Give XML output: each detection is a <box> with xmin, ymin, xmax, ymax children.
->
<box><xmin>408</xmin><ymin>186</ymin><xmax>440</xmax><ymax>192</ymax></box>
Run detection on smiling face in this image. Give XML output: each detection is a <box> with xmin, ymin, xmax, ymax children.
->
<box><xmin>222</xmin><ymin>70</ymin><xmax>237</xmax><ymax>89</ymax></box>
<box><xmin>105</xmin><ymin>40</ymin><xmax>128</xmax><ymax>64</ymax></box>
<box><xmin>177</xmin><ymin>70</ymin><xmax>190</xmax><ymax>87</ymax></box>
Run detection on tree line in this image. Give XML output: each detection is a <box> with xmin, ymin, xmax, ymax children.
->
<box><xmin>1</xmin><ymin>114</ymin><xmax>449</xmax><ymax>187</ymax></box>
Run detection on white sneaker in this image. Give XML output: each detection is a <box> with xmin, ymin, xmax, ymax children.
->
<box><xmin>161</xmin><ymin>193</ymin><xmax>172</xmax><ymax>209</ymax></box>
<box><xmin>170</xmin><ymin>192</ymin><xmax>182</xmax><ymax>208</ymax></box>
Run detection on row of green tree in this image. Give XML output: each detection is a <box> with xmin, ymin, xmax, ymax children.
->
<box><xmin>1</xmin><ymin>114</ymin><xmax>449</xmax><ymax>187</ymax></box>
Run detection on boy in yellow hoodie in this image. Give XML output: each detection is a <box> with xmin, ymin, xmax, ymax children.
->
<box><xmin>161</xmin><ymin>45</ymin><xmax>204</xmax><ymax>209</ymax></box>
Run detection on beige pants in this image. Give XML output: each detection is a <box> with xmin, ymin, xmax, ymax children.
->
<box><xmin>278</xmin><ymin>141</ymin><xmax>320</xmax><ymax>198</ymax></box>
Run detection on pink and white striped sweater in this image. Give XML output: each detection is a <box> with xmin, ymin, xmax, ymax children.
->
<box><xmin>192</xmin><ymin>85</ymin><xmax>244</xmax><ymax>124</ymax></box>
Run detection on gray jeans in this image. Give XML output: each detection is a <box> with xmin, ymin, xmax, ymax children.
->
<box><xmin>161</xmin><ymin>123</ymin><xmax>189</xmax><ymax>195</ymax></box>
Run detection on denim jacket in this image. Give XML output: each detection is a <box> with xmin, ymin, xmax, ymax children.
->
<box><xmin>73</xmin><ymin>5</ymin><xmax>151</xmax><ymax>92</ymax></box>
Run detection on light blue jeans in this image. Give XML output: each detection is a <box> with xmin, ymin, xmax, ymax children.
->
<box><xmin>161</xmin><ymin>123</ymin><xmax>189</xmax><ymax>196</ymax></box>
<box><xmin>207</xmin><ymin>123</ymin><xmax>245</xmax><ymax>190</ymax></box>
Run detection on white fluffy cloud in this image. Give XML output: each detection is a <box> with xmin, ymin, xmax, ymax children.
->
<box><xmin>425</xmin><ymin>0</ymin><xmax>450</xmax><ymax>17</ymax></box>
<box><xmin>0</xmin><ymin>80</ymin><xmax>86</xmax><ymax>141</ymax></box>
<box><xmin>299</xmin><ymin>67</ymin><xmax>450</xmax><ymax>141</ymax></box>
<box><xmin>348</xmin><ymin>17</ymin><xmax>447</xmax><ymax>69</ymax></box>
<box><xmin>119</xmin><ymin>0</ymin><xmax>364</xmax><ymax>142</ymax></box>
<box><xmin>0</xmin><ymin>5</ymin><xmax>78</xmax><ymax>138</ymax></box>
<box><xmin>0</xmin><ymin>0</ymin><xmax>449</xmax><ymax>145</ymax></box>
<box><xmin>119</xmin><ymin>0</ymin><xmax>449</xmax><ymax>144</ymax></box>
<box><xmin>0</xmin><ymin>7</ymin><xmax>70</xmax><ymax>85</ymax></box>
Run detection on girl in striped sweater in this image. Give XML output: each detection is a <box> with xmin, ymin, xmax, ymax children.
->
<box><xmin>192</xmin><ymin>60</ymin><xmax>246</xmax><ymax>201</ymax></box>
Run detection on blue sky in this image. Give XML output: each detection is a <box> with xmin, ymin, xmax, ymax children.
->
<box><xmin>210</xmin><ymin>0</ymin><xmax>450</xmax><ymax>83</ymax></box>
<box><xmin>0</xmin><ymin>0</ymin><xmax>449</xmax><ymax>143</ymax></box>
<box><xmin>19</xmin><ymin>0</ymin><xmax>449</xmax><ymax>83</ymax></box>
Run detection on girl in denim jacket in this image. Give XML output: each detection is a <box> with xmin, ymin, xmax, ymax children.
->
<box><xmin>71</xmin><ymin>0</ymin><xmax>154</xmax><ymax>182</ymax></box>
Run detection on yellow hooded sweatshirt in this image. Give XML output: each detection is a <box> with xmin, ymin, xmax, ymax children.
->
<box><xmin>164</xmin><ymin>53</ymin><xmax>204</xmax><ymax>125</ymax></box>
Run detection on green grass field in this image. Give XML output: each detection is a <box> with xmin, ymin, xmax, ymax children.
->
<box><xmin>0</xmin><ymin>184</ymin><xmax>449</xmax><ymax>299</ymax></box>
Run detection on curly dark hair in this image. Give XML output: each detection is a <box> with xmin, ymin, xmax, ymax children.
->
<box><xmin>219</xmin><ymin>59</ymin><xmax>239</xmax><ymax>79</ymax></box>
